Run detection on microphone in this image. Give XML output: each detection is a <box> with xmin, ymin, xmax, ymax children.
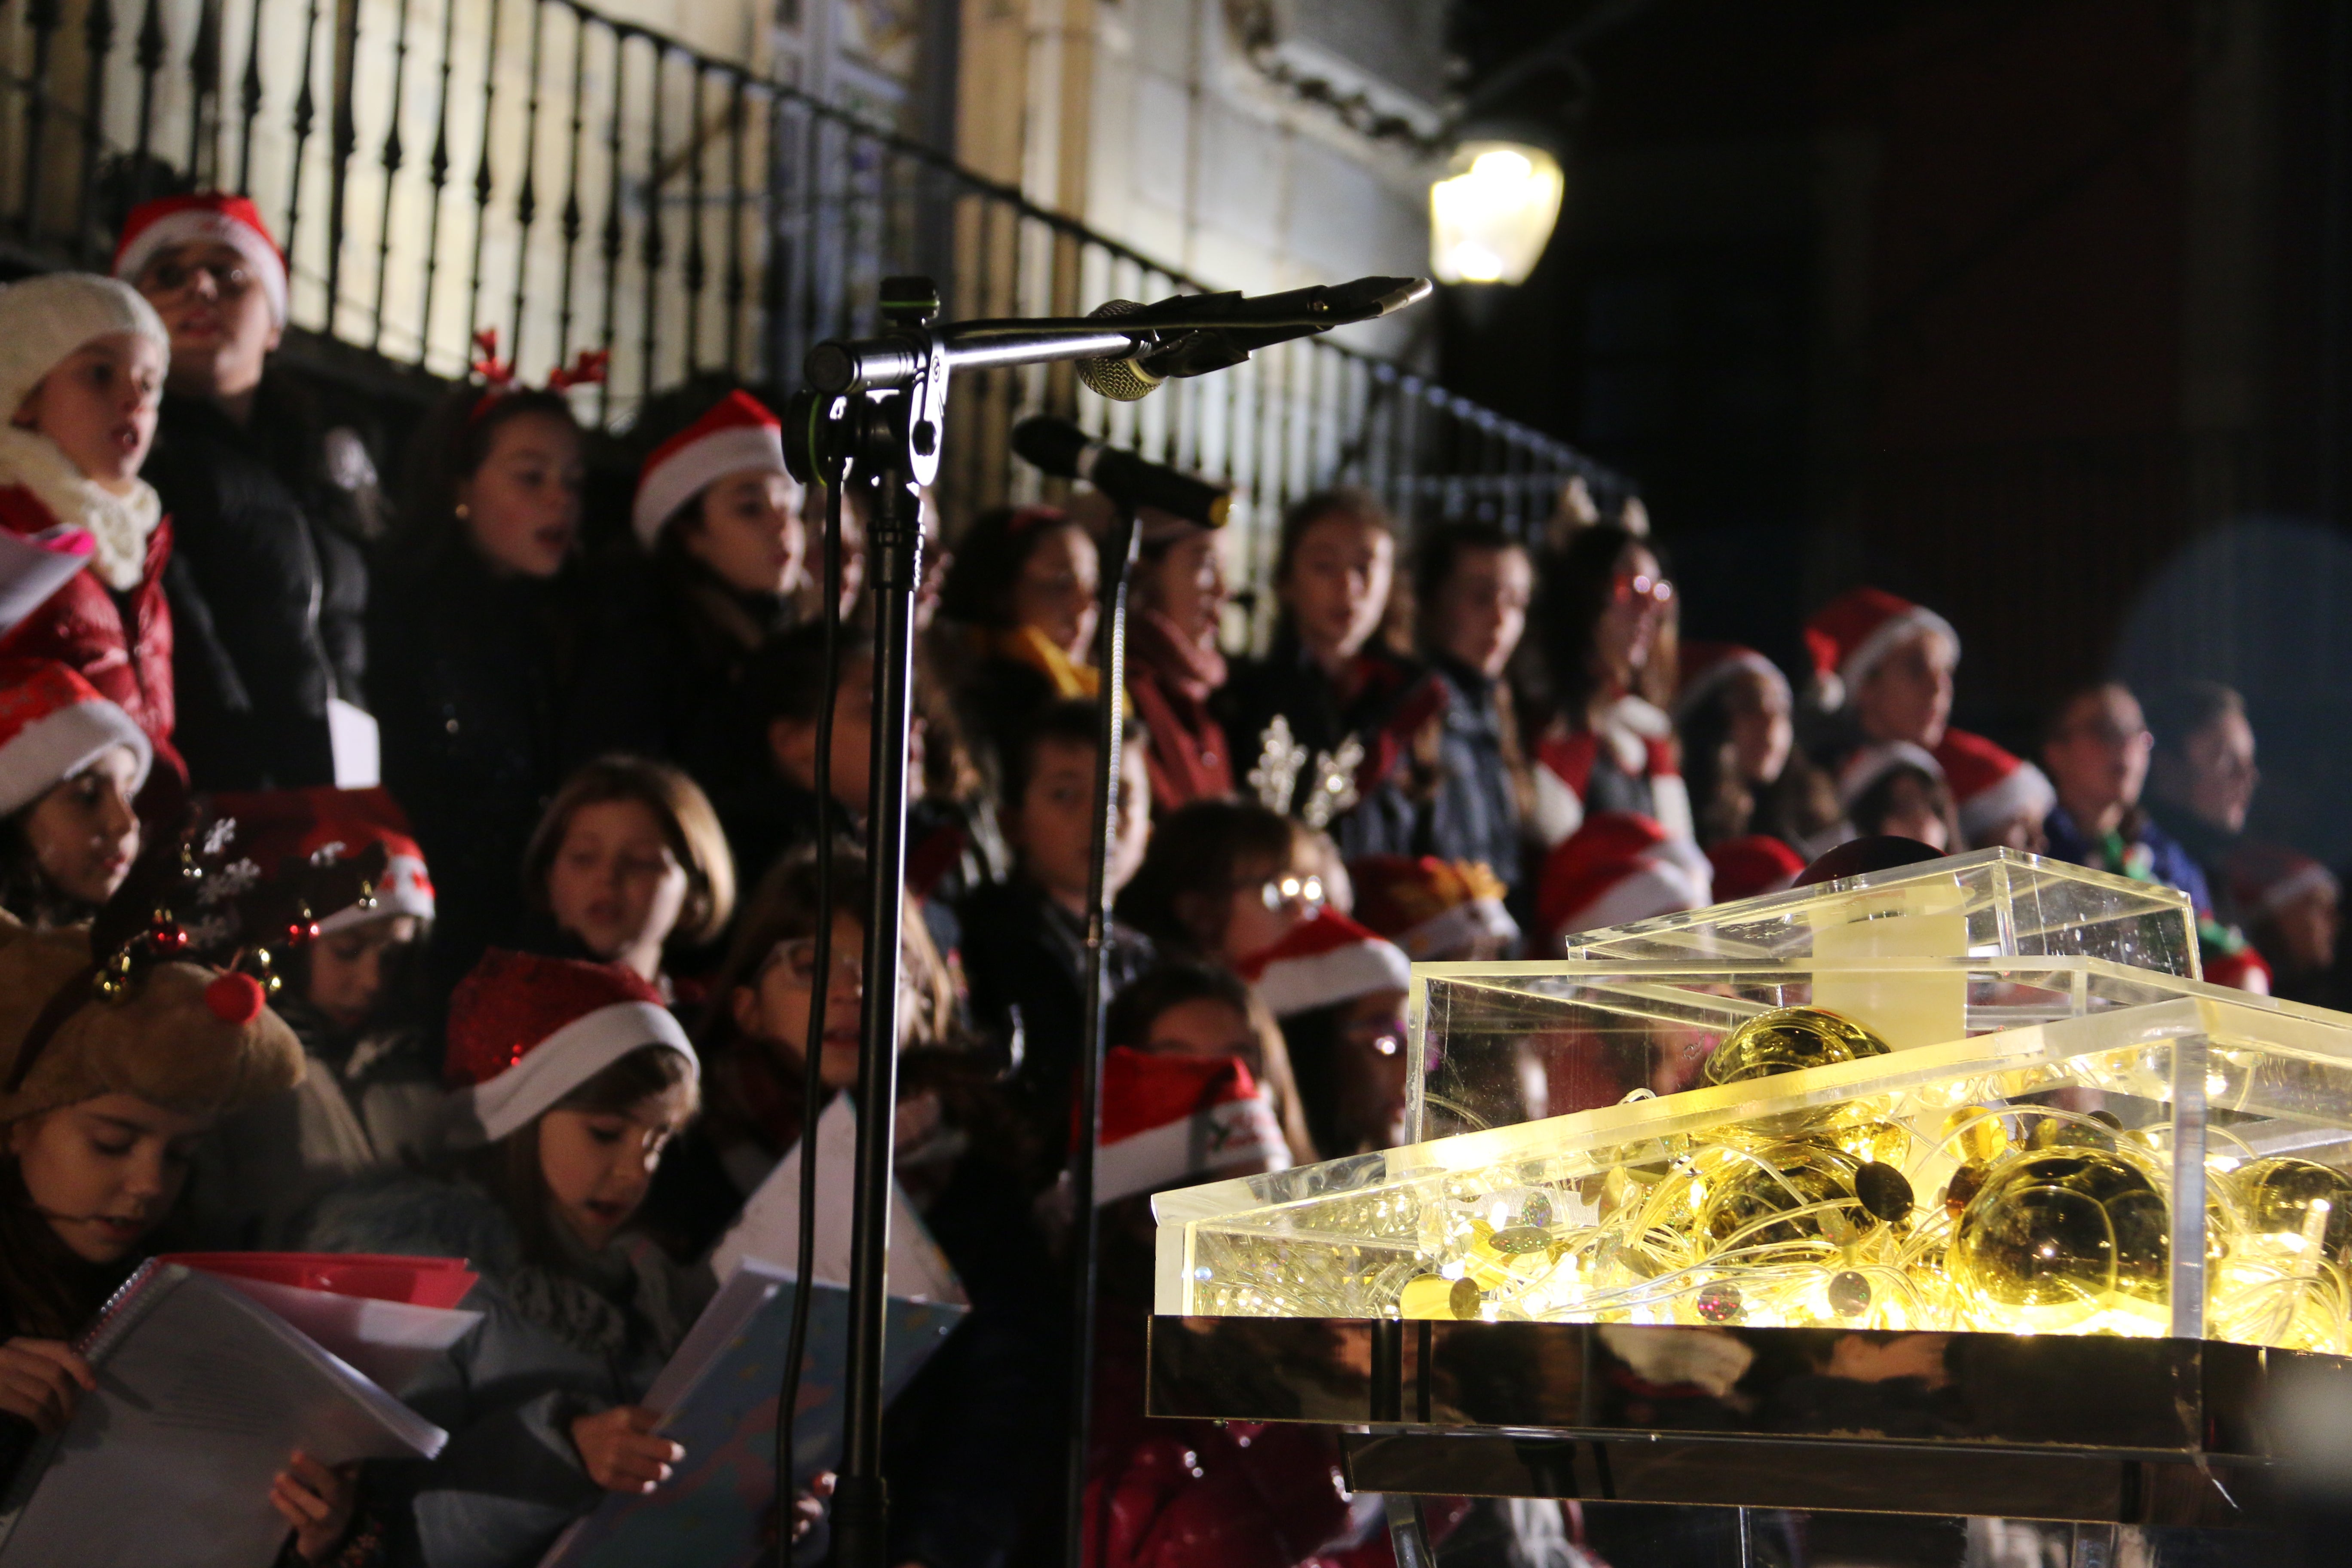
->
<box><xmin>1011</xmin><ymin>416</ymin><xmax>1232</xmax><ymax>530</ymax></box>
<box><xmin>1075</xmin><ymin>277</ymin><xmax>1433</xmax><ymax>401</ymax></box>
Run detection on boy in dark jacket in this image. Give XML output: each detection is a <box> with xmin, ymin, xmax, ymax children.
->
<box><xmin>118</xmin><ymin>193</ymin><xmax>382</xmax><ymax>791</ymax></box>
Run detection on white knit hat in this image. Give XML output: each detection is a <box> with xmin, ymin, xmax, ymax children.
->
<box><xmin>0</xmin><ymin>657</ymin><xmax>153</xmax><ymax>815</ymax></box>
<box><xmin>0</xmin><ymin>274</ymin><xmax>168</xmax><ymax>423</ymax></box>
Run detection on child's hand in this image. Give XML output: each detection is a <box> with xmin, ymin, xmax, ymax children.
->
<box><xmin>270</xmin><ymin>1449</ymin><xmax>358</xmax><ymax>1563</ymax></box>
<box><xmin>0</xmin><ymin>1338</ymin><xmax>93</xmax><ymax>1434</ymax></box>
<box><xmin>793</xmin><ymin>1470</ymin><xmax>837</xmax><ymax>1542</ymax></box>
<box><xmin>570</xmin><ymin>1406</ymin><xmax>684</xmax><ymax>1494</ymax></box>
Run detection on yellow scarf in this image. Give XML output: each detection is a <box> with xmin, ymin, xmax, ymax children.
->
<box><xmin>992</xmin><ymin>623</ymin><xmax>1100</xmax><ymax>699</ymax></box>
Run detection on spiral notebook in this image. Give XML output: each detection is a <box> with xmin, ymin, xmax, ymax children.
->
<box><xmin>0</xmin><ymin>1262</ymin><xmax>447</xmax><ymax>1568</ymax></box>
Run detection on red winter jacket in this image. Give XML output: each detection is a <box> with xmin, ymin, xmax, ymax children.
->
<box><xmin>0</xmin><ymin>484</ymin><xmax>185</xmax><ymax>788</ymax></box>
<box><xmin>1084</xmin><ymin>1301</ymin><xmax>1368</xmax><ymax>1568</ymax></box>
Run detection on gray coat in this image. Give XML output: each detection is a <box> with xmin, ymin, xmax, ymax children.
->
<box><xmin>301</xmin><ymin>1174</ymin><xmax>702</xmax><ymax>1568</ymax></box>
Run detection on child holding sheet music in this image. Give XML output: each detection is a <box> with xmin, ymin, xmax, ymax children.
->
<box><xmin>300</xmin><ymin>949</ymin><xmax>708</xmax><ymax>1568</ymax></box>
<box><xmin>0</xmin><ymin>908</ymin><xmax>365</xmax><ymax>1561</ymax></box>
<box><xmin>643</xmin><ymin>843</ymin><xmax>1060</xmax><ymax>1568</ymax></box>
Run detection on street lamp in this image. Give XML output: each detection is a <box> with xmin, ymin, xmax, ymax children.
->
<box><xmin>1429</xmin><ymin>139</ymin><xmax>1565</xmax><ymax>285</ymax></box>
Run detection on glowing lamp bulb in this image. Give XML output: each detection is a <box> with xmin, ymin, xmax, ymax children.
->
<box><xmin>1430</xmin><ymin>141</ymin><xmax>1565</xmax><ymax>286</ymax></box>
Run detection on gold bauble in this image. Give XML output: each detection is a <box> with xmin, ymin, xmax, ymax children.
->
<box><xmin>1940</xmin><ymin>1106</ymin><xmax>2011</xmax><ymax>1164</ymax></box>
<box><xmin>1948</xmin><ymin>1150</ymin><xmax>2170</xmax><ymax>1328</ymax></box>
<box><xmin>2235</xmin><ymin>1157</ymin><xmax>2352</xmax><ymax>1261</ymax></box>
<box><xmin>1704</xmin><ymin>1006</ymin><xmax>1891</xmax><ymax>1087</ymax></box>
<box><xmin>1698</xmin><ymin>1143</ymin><xmax>1866</xmax><ymax>1254</ymax></box>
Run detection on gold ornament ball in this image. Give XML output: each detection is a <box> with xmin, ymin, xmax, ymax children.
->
<box><xmin>1699</xmin><ymin>1142</ymin><xmax>1865</xmax><ymax>1253</ymax></box>
<box><xmin>1948</xmin><ymin>1150</ymin><xmax>2170</xmax><ymax>1328</ymax></box>
<box><xmin>2235</xmin><ymin>1157</ymin><xmax>2352</xmax><ymax>1261</ymax></box>
<box><xmin>1704</xmin><ymin>1006</ymin><xmax>1890</xmax><ymax>1087</ymax></box>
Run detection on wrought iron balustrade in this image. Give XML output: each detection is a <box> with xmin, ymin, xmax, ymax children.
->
<box><xmin>0</xmin><ymin>0</ymin><xmax>1611</xmax><ymax>595</ymax></box>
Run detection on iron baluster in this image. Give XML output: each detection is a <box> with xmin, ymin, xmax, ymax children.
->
<box><xmin>419</xmin><ymin>0</ymin><xmax>464</xmax><ymax>364</ymax></box>
<box><xmin>637</xmin><ymin>39</ymin><xmax>663</xmax><ymax>402</ymax></box>
<box><xmin>185</xmin><ymin>0</ymin><xmax>221</xmax><ymax>187</ymax></box>
<box><xmin>723</xmin><ymin>74</ymin><xmax>745</xmax><ymax>373</ymax></box>
<box><xmin>368</xmin><ymin>0</ymin><xmax>414</xmax><ymax>352</ymax></box>
<box><xmin>22</xmin><ymin>0</ymin><xmax>64</xmax><ymax>239</ymax></box>
<box><xmin>554</xmin><ymin>7</ymin><xmax>585</xmax><ymax>364</ymax></box>
<box><xmin>507</xmin><ymin>0</ymin><xmax>545</xmax><ymax>362</ymax></box>
<box><xmin>597</xmin><ymin>24</ymin><xmax>627</xmax><ymax>421</ymax></box>
<box><xmin>281</xmin><ymin>0</ymin><xmax>322</xmax><ymax>278</ymax></box>
<box><xmin>235</xmin><ymin>0</ymin><xmax>263</xmax><ymax>193</ymax></box>
<box><xmin>323</xmin><ymin>0</ymin><xmax>361</xmax><ymax>339</ymax></box>
<box><xmin>462</xmin><ymin>0</ymin><xmax>502</xmax><ymax>364</ymax></box>
<box><xmin>681</xmin><ymin>64</ymin><xmax>703</xmax><ymax>376</ymax></box>
<box><xmin>77</xmin><ymin>0</ymin><xmax>116</xmax><ymax>265</ymax></box>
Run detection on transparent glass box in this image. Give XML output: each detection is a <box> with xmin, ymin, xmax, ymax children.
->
<box><xmin>1155</xmin><ymin>853</ymin><xmax>2352</xmax><ymax>1357</ymax></box>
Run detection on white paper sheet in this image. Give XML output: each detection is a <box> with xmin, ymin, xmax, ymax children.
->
<box><xmin>710</xmin><ymin>1095</ymin><xmax>965</xmax><ymax>1306</ymax></box>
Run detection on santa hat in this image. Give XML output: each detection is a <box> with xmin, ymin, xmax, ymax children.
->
<box><xmin>1836</xmin><ymin>740</ymin><xmax>1945</xmax><ymax>812</ymax></box>
<box><xmin>0</xmin><ymin>914</ymin><xmax>302</xmax><ymax>1127</ymax></box>
<box><xmin>1803</xmin><ymin>588</ymin><xmax>1958</xmax><ymax>710</ymax></box>
<box><xmin>0</xmin><ymin>658</ymin><xmax>153</xmax><ymax>815</ymax></box>
<box><xmin>1237</xmin><ymin>910</ymin><xmax>1414</xmax><ymax>1019</ymax></box>
<box><xmin>112</xmin><ymin>193</ymin><xmax>289</xmax><ymax>326</ymax></box>
<box><xmin>2206</xmin><ymin>944</ymin><xmax>2273</xmax><ymax>996</ymax></box>
<box><xmin>444</xmin><ymin>950</ymin><xmax>696</xmax><ymax>1142</ymax></box>
<box><xmin>1934</xmin><ymin>729</ymin><xmax>2055</xmax><ymax>843</ymax></box>
<box><xmin>631</xmin><ymin>390</ymin><xmax>793</xmax><ymax>547</ymax></box>
<box><xmin>1349</xmin><ymin>855</ymin><xmax>1521</xmax><ymax>961</ymax></box>
<box><xmin>0</xmin><ymin>274</ymin><xmax>168</xmax><ymax>424</ymax></box>
<box><xmin>207</xmin><ymin>786</ymin><xmax>435</xmax><ymax>933</ymax></box>
<box><xmin>1093</xmin><ymin>1046</ymin><xmax>1291</xmax><ymax>1205</ymax></box>
<box><xmin>1706</xmin><ymin>834</ymin><xmax>1807</xmax><ymax>902</ymax></box>
<box><xmin>1673</xmin><ymin>642</ymin><xmax>1789</xmax><ymax>723</ymax></box>
<box><xmin>1538</xmin><ymin>812</ymin><xmax>1713</xmax><ymax>943</ymax></box>
<box><xmin>2225</xmin><ymin>842</ymin><xmax>2341</xmax><ymax>926</ymax></box>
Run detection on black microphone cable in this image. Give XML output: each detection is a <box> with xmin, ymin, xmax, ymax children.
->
<box><xmin>775</xmin><ymin>462</ymin><xmax>845</xmax><ymax>1567</ymax></box>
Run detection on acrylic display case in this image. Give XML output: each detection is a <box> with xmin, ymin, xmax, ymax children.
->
<box><xmin>1146</xmin><ymin>851</ymin><xmax>2352</xmax><ymax>1526</ymax></box>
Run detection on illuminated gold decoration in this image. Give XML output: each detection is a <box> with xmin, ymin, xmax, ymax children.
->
<box><xmin>1153</xmin><ymin>850</ymin><xmax>2352</xmax><ymax>1354</ymax></box>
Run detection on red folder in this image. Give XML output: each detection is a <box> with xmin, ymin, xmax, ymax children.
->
<box><xmin>158</xmin><ymin>1252</ymin><xmax>478</xmax><ymax>1310</ymax></box>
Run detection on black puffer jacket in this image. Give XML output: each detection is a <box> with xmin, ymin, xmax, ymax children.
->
<box><xmin>368</xmin><ymin>543</ymin><xmax>583</xmax><ymax>1001</ymax></box>
<box><xmin>147</xmin><ymin>376</ymin><xmax>380</xmax><ymax>791</ymax></box>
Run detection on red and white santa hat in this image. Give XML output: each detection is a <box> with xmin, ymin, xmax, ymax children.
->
<box><xmin>113</xmin><ymin>192</ymin><xmax>289</xmax><ymax>327</ymax></box>
<box><xmin>2225</xmin><ymin>842</ymin><xmax>2341</xmax><ymax>926</ymax></box>
<box><xmin>0</xmin><ymin>658</ymin><xmax>153</xmax><ymax>815</ymax></box>
<box><xmin>444</xmin><ymin>949</ymin><xmax>696</xmax><ymax>1142</ymax></box>
<box><xmin>1706</xmin><ymin>834</ymin><xmax>1807</xmax><ymax>903</ymax></box>
<box><xmin>1836</xmin><ymin>740</ymin><xmax>1946</xmax><ymax>812</ymax></box>
<box><xmin>1934</xmin><ymin>729</ymin><xmax>2055</xmax><ymax>844</ymax></box>
<box><xmin>1093</xmin><ymin>1046</ymin><xmax>1292</xmax><ymax>1205</ymax></box>
<box><xmin>209</xmin><ymin>785</ymin><xmax>436</xmax><ymax>933</ymax></box>
<box><xmin>632</xmin><ymin>389</ymin><xmax>794</xmax><ymax>548</ymax></box>
<box><xmin>1348</xmin><ymin>855</ymin><xmax>1521</xmax><ymax>961</ymax></box>
<box><xmin>1803</xmin><ymin>588</ymin><xmax>1958</xmax><ymax>710</ymax></box>
<box><xmin>1237</xmin><ymin>910</ymin><xmax>1415</xmax><ymax>1019</ymax></box>
<box><xmin>1673</xmin><ymin>642</ymin><xmax>1790</xmax><ymax>723</ymax></box>
<box><xmin>1538</xmin><ymin>811</ymin><xmax>1713</xmax><ymax>944</ymax></box>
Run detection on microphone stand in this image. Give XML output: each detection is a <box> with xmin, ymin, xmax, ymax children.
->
<box><xmin>1063</xmin><ymin>495</ymin><xmax>1137</xmax><ymax>1568</ymax></box>
<box><xmin>789</xmin><ymin>272</ymin><xmax>1430</xmax><ymax>1568</ymax></box>
<box><xmin>790</xmin><ymin>278</ymin><xmax>1156</xmax><ymax>1568</ymax></box>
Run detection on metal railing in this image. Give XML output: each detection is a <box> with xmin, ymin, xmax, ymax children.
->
<box><xmin>0</xmin><ymin>0</ymin><xmax>1609</xmax><ymax>594</ymax></box>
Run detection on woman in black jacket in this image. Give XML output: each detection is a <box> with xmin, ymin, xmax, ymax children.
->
<box><xmin>368</xmin><ymin>382</ymin><xmax>588</xmax><ymax>1003</ymax></box>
